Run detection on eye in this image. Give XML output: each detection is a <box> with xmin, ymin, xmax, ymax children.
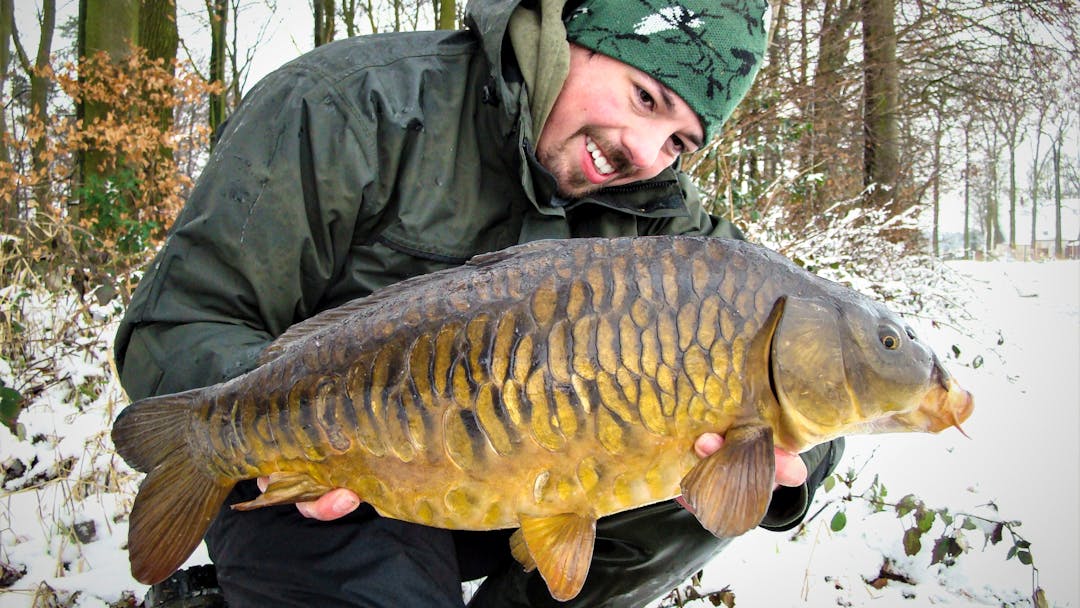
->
<box><xmin>670</xmin><ymin>135</ymin><xmax>686</xmax><ymax>153</ymax></box>
<box><xmin>636</xmin><ymin>86</ymin><xmax>655</xmax><ymax>110</ymax></box>
<box><xmin>879</xmin><ymin>327</ymin><xmax>901</xmax><ymax>350</ymax></box>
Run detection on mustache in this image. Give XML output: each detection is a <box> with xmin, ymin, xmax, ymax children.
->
<box><xmin>584</xmin><ymin>131</ymin><xmax>632</xmax><ymax>176</ymax></box>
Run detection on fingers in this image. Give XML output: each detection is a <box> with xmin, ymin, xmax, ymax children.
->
<box><xmin>679</xmin><ymin>432</ymin><xmax>807</xmax><ymax>510</ymax></box>
<box><xmin>296</xmin><ymin>489</ymin><xmax>361</xmax><ymax>521</ymax></box>
<box><xmin>773</xmin><ymin>450</ymin><xmax>808</xmax><ymax>488</ymax></box>
<box><xmin>692</xmin><ymin>432</ymin><xmax>724</xmax><ymax>458</ymax></box>
<box><xmin>254</xmin><ymin>476</ymin><xmax>361</xmax><ymax>521</ymax></box>
<box><xmin>674</xmin><ymin>494</ymin><xmax>694</xmax><ymax>512</ymax></box>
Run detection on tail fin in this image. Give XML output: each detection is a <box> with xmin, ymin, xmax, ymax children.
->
<box><xmin>112</xmin><ymin>391</ymin><xmax>235</xmax><ymax>585</ymax></box>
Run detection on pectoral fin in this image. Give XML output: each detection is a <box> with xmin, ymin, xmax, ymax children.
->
<box><xmin>231</xmin><ymin>472</ymin><xmax>334</xmax><ymax>510</ymax></box>
<box><xmin>679</xmin><ymin>424</ymin><xmax>775</xmax><ymax>538</ymax></box>
<box><xmin>510</xmin><ymin>512</ymin><xmax>596</xmax><ymax>601</ymax></box>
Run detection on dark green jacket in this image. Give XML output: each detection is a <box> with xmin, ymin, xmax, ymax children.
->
<box><xmin>114</xmin><ymin>0</ymin><xmax>838</xmax><ymax>531</ymax></box>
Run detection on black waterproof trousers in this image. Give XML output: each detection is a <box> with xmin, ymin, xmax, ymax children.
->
<box><xmin>205</xmin><ymin>480</ymin><xmax>733</xmax><ymax>608</ymax></box>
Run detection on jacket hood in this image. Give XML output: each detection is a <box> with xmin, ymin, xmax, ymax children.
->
<box><xmin>466</xmin><ymin>0</ymin><xmax>530</xmax><ymax>119</ymax></box>
<box><xmin>467</xmin><ymin>0</ymin><xmax>574</xmax><ymax>138</ymax></box>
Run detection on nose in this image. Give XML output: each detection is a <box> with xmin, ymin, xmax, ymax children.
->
<box><xmin>620</xmin><ymin>125</ymin><xmax>673</xmax><ymax>172</ymax></box>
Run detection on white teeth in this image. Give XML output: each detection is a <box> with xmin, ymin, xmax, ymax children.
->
<box><xmin>586</xmin><ymin>137</ymin><xmax>615</xmax><ymax>175</ymax></box>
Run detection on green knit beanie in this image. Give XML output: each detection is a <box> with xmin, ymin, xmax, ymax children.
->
<box><xmin>564</xmin><ymin>0</ymin><xmax>769</xmax><ymax>141</ymax></box>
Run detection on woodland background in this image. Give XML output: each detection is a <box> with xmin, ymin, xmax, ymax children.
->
<box><xmin>1</xmin><ymin>0</ymin><xmax>1078</xmax><ymax>302</ymax></box>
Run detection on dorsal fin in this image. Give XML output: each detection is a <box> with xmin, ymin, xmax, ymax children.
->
<box><xmin>260</xmin><ymin>239</ymin><xmax>575</xmax><ymax>365</ymax></box>
<box><xmin>258</xmin><ymin>295</ymin><xmax>381</xmax><ymax>365</ymax></box>
<box><xmin>465</xmin><ymin>239</ymin><xmax>565</xmax><ymax>267</ymax></box>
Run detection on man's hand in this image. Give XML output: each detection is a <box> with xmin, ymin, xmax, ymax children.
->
<box><xmin>256</xmin><ymin>477</ymin><xmax>361</xmax><ymax>521</ymax></box>
<box><xmin>675</xmin><ymin>432</ymin><xmax>807</xmax><ymax>512</ymax></box>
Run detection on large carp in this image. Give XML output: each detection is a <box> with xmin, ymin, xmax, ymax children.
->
<box><xmin>112</xmin><ymin>236</ymin><xmax>972</xmax><ymax>600</ymax></box>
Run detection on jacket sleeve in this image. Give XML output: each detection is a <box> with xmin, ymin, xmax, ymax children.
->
<box><xmin>759</xmin><ymin>438</ymin><xmax>845</xmax><ymax>531</ymax></box>
<box><xmin>115</xmin><ymin>63</ymin><xmax>387</xmax><ymax>401</ymax></box>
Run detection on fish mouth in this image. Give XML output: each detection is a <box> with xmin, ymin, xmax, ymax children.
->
<box><xmin>896</xmin><ymin>358</ymin><xmax>974</xmax><ymax>435</ymax></box>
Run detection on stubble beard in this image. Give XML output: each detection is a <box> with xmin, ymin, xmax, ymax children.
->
<box><xmin>537</xmin><ymin>130</ymin><xmax>628</xmax><ymax>200</ymax></box>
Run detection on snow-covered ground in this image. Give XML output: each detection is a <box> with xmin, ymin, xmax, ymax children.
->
<box><xmin>2</xmin><ymin>258</ymin><xmax>1078</xmax><ymax>608</ymax></box>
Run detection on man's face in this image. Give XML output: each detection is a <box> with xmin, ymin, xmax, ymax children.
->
<box><xmin>536</xmin><ymin>44</ymin><xmax>705</xmax><ymax>200</ymax></box>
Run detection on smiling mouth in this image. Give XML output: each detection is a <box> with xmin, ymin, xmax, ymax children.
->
<box><xmin>585</xmin><ymin>136</ymin><xmax>616</xmax><ymax>176</ymax></box>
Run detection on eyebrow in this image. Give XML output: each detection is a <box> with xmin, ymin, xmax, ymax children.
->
<box><xmin>656</xmin><ymin>83</ymin><xmax>705</xmax><ymax>149</ymax></box>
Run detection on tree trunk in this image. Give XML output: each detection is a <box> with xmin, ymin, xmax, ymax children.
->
<box><xmin>810</xmin><ymin>0</ymin><xmax>856</xmax><ymax>212</ymax></box>
<box><xmin>1052</xmin><ymin>131</ymin><xmax>1063</xmax><ymax>258</ymax></box>
<box><xmin>437</xmin><ymin>0</ymin><xmax>455</xmax><ymax>30</ymax></box>
<box><xmin>1029</xmin><ymin>111</ymin><xmax>1047</xmax><ymax>257</ymax></box>
<box><xmin>15</xmin><ymin>0</ymin><xmax>56</xmax><ymax>213</ymax></box>
<box><xmin>0</xmin><ymin>0</ymin><xmax>11</xmax><ymax>168</ymax></box>
<box><xmin>363</xmin><ymin>0</ymin><xmax>377</xmax><ymax>33</ymax></box>
<box><xmin>138</xmin><ymin>0</ymin><xmax>179</xmax><ymax>189</ymax></box>
<box><xmin>931</xmin><ymin>117</ymin><xmax>942</xmax><ymax>257</ymax></box>
<box><xmin>761</xmin><ymin>0</ymin><xmax>784</xmax><ymax>184</ymax></box>
<box><xmin>999</xmin><ymin>107</ymin><xmax>1023</xmax><ymax>251</ymax></box>
<box><xmin>1006</xmin><ymin>142</ymin><xmax>1015</xmax><ymax>250</ymax></box>
<box><xmin>340</xmin><ymin>0</ymin><xmax>358</xmax><ymax>37</ymax></box>
<box><xmin>963</xmin><ymin>124</ymin><xmax>975</xmax><ymax>259</ymax></box>
<box><xmin>207</xmin><ymin>0</ymin><xmax>227</xmax><ymax>145</ymax></box>
<box><xmin>0</xmin><ymin>0</ymin><xmax>13</xmax><ymax>234</ymax></box>
<box><xmin>139</xmin><ymin>0</ymin><xmax>177</xmax><ymax>69</ymax></box>
<box><xmin>861</xmin><ymin>0</ymin><xmax>899</xmax><ymax>210</ymax></box>
<box><xmin>982</xmin><ymin>126</ymin><xmax>1001</xmax><ymax>255</ymax></box>
<box><xmin>80</xmin><ymin>0</ymin><xmax>138</xmax><ymax>193</ymax></box>
<box><xmin>314</xmin><ymin>0</ymin><xmax>335</xmax><ymax>46</ymax></box>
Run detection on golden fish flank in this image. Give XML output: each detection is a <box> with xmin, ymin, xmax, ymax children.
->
<box><xmin>112</xmin><ymin>235</ymin><xmax>974</xmax><ymax>601</ymax></box>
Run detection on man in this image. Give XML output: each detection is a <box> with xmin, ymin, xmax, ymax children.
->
<box><xmin>115</xmin><ymin>0</ymin><xmax>843</xmax><ymax>606</ymax></box>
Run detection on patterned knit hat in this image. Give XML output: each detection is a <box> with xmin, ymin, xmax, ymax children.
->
<box><xmin>564</xmin><ymin>0</ymin><xmax>769</xmax><ymax>141</ymax></box>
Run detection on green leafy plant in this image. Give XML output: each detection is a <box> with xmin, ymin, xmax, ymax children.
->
<box><xmin>821</xmin><ymin>468</ymin><xmax>1048</xmax><ymax>607</ymax></box>
<box><xmin>73</xmin><ymin>167</ymin><xmax>160</xmax><ymax>256</ymax></box>
<box><xmin>0</xmin><ymin>379</ymin><xmax>24</xmax><ymax>435</ymax></box>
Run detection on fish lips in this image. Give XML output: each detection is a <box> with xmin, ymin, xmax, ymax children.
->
<box><xmin>890</xmin><ymin>358</ymin><xmax>974</xmax><ymax>435</ymax></box>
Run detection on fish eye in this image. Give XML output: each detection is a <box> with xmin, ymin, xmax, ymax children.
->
<box><xmin>879</xmin><ymin>327</ymin><xmax>901</xmax><ymax>350</ymax></box>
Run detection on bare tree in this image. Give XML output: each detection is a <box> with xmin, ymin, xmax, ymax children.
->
<box><xmin>0</xmin><ymin>0</ymin><xmax>11</xmax><ymax>169</ymax></box>
<box><xmin>974</xmin><ymin>119</ymin><xmax>1005</xmax><ymax>254</ymax></box>
<box><xmin>139</xmin><ymin>0</ymin><xmax>180</xmax><ymax>184</ymax></box>
<box><xmin>140</xmin><ymin>0</ymin><xmax>178</xmax><ymax>70</ymax></box>
<box><xmin>1026</xmin><ymin>64</ymin><xmax>1057</xmax><ymax>257</ymax></box>
<box><xmin>339</xmin><ymin>0</ymin><xmax>359</xmax><ymax>36</ymax></box>
<box><xmin>1046</xmin><ymin>111</ymin><xmax>1073</xmax><ymax>257</ymax></box>
<box><xmin>313</xmin><ymin>0</ymin><xmax>336</xmax><ymax>46</ymax></box>
<box><xmin>925</xmin><ymin>89</ymin><xmax>948</xmax><ymax>257</ymax></box>
<box><xmin>984</xmin><ymin>43</ymin><xmax>1033</xmax><ymax>252</ymax></box>
<box><xmin>862</xmin><ymin>0</ymin><xmax>900</xmax><ymax>211</ymax></box>
<box><xmin>11</xmin><ymin>0</ymin><xmax>55</xmax><ymax>214</ymax></box>
<box><xmin>207</xmin><ymin>0</ymin><xmax>227</xmax><ymax>142</ymax></box>
<box><xmin>435</xmin><ymin>0</ymin><xmax>455</xmax><ymax>30</ymax></box>
<box><xmin>808</xmin><ymin>0</ymin><xmax>859</xmax><ymax>211</ymax></box>
<box><xmin>962</xmin><ymin>116</ymin><xmax>975</xmax><ymax>258</ymax></box>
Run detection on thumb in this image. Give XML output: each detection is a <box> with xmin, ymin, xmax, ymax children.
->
<box><xmin>296</xmin><ymin>488</ymin><xmax>362</xmax><ymax>521</ymax></box>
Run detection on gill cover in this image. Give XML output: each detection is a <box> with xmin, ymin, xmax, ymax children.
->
<box><xmin>771</xmin><ymin>296</ymin><xmax>851</xmax><ymax>440</ymax></box>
